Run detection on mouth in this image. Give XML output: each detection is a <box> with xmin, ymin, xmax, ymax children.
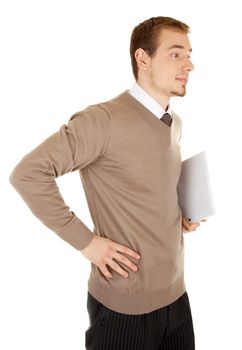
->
<box><xmin>175</xmin><ymin>77</ymin><xmax>188</xmax><ymax>85</ymax></box>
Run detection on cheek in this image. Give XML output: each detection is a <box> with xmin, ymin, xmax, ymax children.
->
<box><xmin>152</xmin><ymin>65</ymin><xmax>169</xmax><ymax>82</ymax></box>
<box><xmin>150</xmin><ymin>61</ymin><xmax>176</xmax><ymax>86</ymax></box>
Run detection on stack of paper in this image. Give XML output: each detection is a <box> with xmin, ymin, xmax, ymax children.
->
<box><xmin>177</xmin><ymin>151</ymin><xmax>215</xmax><ymax>223</ymax></box>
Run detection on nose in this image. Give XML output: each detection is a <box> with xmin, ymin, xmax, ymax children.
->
<box><xmin>183</xmin><ymin>58</ymin><xmax>195</xmax><ymax>72</ymax></box>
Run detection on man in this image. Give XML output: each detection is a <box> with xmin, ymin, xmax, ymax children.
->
<box><xmin>9</xmin><ymin>16</ymin><xmax>205</xmax><ymax>349</ymax></box>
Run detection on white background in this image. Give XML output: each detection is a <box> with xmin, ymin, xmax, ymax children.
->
<box><xmin>1</xmin><ymin>0</ymin><xmax>242</xmax><ymax>349</ymax></box>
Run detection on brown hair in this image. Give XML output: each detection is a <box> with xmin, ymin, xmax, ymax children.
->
<box><xmin>130</xmin><ymin>16</ymin><xmax>190</xmax><ymax>80</ymax></box>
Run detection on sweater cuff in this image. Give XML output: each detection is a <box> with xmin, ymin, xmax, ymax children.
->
<box><xmin>55</xmin><ymin>213</ymin><xmax>94</xmax><ymax>250</ymax></box>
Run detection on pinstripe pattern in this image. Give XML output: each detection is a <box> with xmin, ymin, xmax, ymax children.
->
<box><xmin>85</xmin><ymin>291</ymin><xmax>195</xmax><ymax>349</ymax></box>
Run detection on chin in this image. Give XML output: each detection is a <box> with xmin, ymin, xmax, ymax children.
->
<box><xmin>171</xmin><ymin>88</ymin><xmax>186</xmax><ymax>97</ymax></box>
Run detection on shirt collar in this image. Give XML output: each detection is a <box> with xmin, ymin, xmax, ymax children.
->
<box><xmin>128</xmin><ymin>81</ymin><xmax>173</xmax><ymax>119</ymax></box>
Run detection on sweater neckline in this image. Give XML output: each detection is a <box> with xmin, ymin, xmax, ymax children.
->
<box><xmin>120</xmin><ymin>90</ymin><xmax>175</xmax><ymax>143</ymax></box>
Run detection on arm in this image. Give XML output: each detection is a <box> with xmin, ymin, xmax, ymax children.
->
<box><xmin>9</xmin><ymin>105</ymin><xmax>110</xmax><ymax>250</ymax></box>
<box><xmin>9</xmin><ymin>105</ymin><xmax>141</xmax><ymax>279</ymax></box>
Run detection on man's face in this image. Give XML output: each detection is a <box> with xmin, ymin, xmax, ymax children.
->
<box><xmin>142</xmin><ymin>29</ymin><xmax>194</xmax><ymax>98</ymax></box>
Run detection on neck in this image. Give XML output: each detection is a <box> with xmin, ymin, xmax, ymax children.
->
<box><xmin>136</xmin><ymin>80</ymin><xmax>170</xmax><ymax>111</ymax></box>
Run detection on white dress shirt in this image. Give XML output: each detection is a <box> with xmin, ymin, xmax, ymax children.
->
<box><xmin>128</xmin><ymin>81</ymin><xmax>173</xmax><ymax>120</ymax></box>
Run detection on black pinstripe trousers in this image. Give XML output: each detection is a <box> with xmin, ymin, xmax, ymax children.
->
<box><xmin>85</xmin><ymin>290</ymin><xmax>195</xmax><ymax>349</ymax></box>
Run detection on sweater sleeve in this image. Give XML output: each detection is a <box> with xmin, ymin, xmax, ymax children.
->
<box><xmin>9</xmin><ymin>105</ymin><xmax>111</xmax><ymax>250</ymax></box>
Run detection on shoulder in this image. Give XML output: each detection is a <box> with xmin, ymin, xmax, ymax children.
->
<box><xmin>69</xmin><ymin>103</ymin><xmax>111</xmax><ymax>124</ymax></box>
<box><xmin>96</xmin><ymin>91</ymin><xmax>130</xmax><ymax>117</ymax></box>
<box><xmin>66</xmin><ymin>90</ymin><xmax>130</xmax><ymax>129</ymax></box>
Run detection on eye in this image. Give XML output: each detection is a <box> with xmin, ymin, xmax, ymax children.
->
<box><xmin>171</xmin><ymin>52</ymin><xmax>180</xmax><ymax>58</ymax></box>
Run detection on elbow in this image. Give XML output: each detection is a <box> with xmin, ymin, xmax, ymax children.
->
<box><xmin>9</xmin><ymin>151</ymin><xmax>35</xmax><ymax>190</ymax></box>
<box><xmin>9</xmin><ymin>163</ymin><xmax>24</xmax><ymax>190</ymax></box>
<box><xmin>9</xmin><ymin>155</ymin><xmax>30</xmax><ymax>191</ymax></box>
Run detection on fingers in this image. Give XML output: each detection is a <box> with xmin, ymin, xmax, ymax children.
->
<box><xmin>81</xmin><ymin>235</ymin><xmax>141</xmax><ymax>280</ymax></box>
<box><xmin>182</xmin><ymin>217</ymin><xmax>192</xmax><ymax>231</ymax></box>
<box><xmin>100</xmin><ymin>265</ymin><xmax>113</xmax><ymax>279</ymax></box>
<box><xmin>182</xmin><ymin>217</ymin><xmax>200</xmax><ymax>232</ymax></box>
<box><xmin>100</xmin><ymin>240</ymin><xmax>140</xmax><ymax>280</ymax></box>
<box><xmin>109</xmin><ymin>259</ymin><xmax>130</xmax><ymax>278</ymax></box>
<box><xmin>114</xmin><ymin>243</ymin><xmax>141</xmax><ymax>260</ymax></box>
<box><xmin>114</xmin><ymin>252</ymin><xmax>138</xmax><ymax>272</ymax></box>
<box><xmin>100</xmin><ymin>256</ymin><xmax>138</xmax><ymax>279</ymax></box>
<box><xmin>182</xmin><ymin>215</ymin><xmax>207</xmax><ymax>234</ymax></box>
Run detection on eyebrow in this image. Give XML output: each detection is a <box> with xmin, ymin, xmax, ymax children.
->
<box><xmin>168</xmin><ymin>45</ymin><xmax>192</xmax><ymax>52</ymax></box>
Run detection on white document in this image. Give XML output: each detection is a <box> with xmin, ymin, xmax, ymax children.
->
<box><xmin>177</xmin><ymin>151</ymin><xmax>215</xmax><ymax>223</ymax></box>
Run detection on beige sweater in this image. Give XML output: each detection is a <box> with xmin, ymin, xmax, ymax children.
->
<box><xmin>9</xmin><ymin>90</ymin><xmax>185</xmax><ymax>315</ymax></box>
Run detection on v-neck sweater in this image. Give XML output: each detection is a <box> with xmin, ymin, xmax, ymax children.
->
<box><xmin>9</xmin><ymin>90</ymin><xmax>185</xmax><ymax>315</ymax></box>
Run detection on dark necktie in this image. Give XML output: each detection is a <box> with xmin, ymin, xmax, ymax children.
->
<box><xmin>160</xmin><ymin>112</ymin><xmax>172</xmax><ymax>126</ymax></box>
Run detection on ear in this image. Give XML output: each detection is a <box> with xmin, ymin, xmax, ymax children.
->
<box><xmin>135</xmin><ymin>48</ymin><xmax>151</xmax><ymax>71</ymax></box>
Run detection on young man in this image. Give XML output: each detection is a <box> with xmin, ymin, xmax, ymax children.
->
<box><xmin>10</xmin><ymin>16</ymin><xmax>205</xmax><ymax>349</ymax></box>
